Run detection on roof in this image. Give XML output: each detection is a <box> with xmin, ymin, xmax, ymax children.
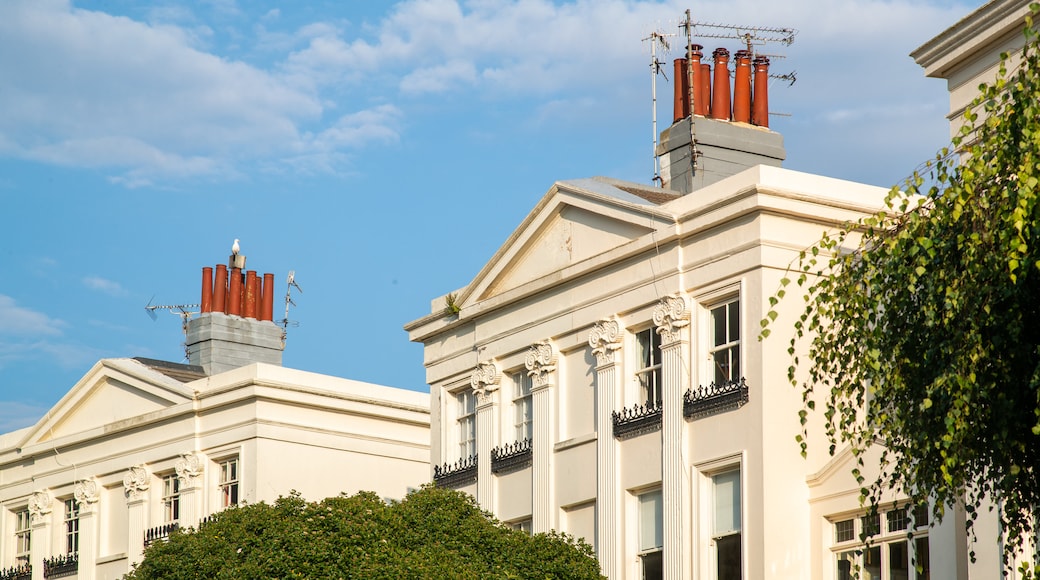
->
<box><xmin>133</xmin><ymin>357</ymin><xmax>207</xmax><ymax>382</ymax></box>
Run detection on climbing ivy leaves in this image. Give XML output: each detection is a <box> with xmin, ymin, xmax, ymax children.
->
<box><xmin>763</xmin><ymin>10</ymin><xmax>1040</xmax><ymax>577</ymax></box>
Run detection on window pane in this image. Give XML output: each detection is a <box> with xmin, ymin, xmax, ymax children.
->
<box><xmin>888</xmin><ymin>540</ymin><xmax>909</xmax><ymax>580</ymax></box>
<box><xmin>639</xmin><ymin>490</ymin><xmax>663</xmax><ymax>551</ymax></box>
<box><xmin>861</xmin><ymin>513</ymin><xmax>880</xmax><ymax>538</ymax></box>
<box><xmin>712</xmin><ymin>306</ymin><xmax>727</xmax><ymax>347</ymax></box>
<box><xmin>913</xmin><ymin>504</ymin><xmax>929</xmax><ymax>528</ymax></box>
<box><xmin>836</xmin><ymin>551</ymin><xmax>855</xmax><ymax>580</ymax></box>
<box><xmin>835</xmin><ymin>519</ymin><xmax>855</xmax><ymax>543</ymax></box>
<box><xmin>863</xmin><ymin>545</ymin><xmax>882</xmax><ymax>580</ymax></box>
<box><xmin>728</xmin><ymin>302</ymin><xmax>739</xmax><ymax>342</ymax></box>
<box><xmin>887</xmin><ymin>507</ymin><xmax>909</xmax><ymax>532</ymax></box>
<box><xmin>915</xmin><ymin>537</ymin><xmax>931</xmax><ymax>580</ymax></box>
<box><xmin>716</xmin><ymin>533</ymin><xmax>741</xmax><ymax>580</ymax></box>
<box><xmin>713</xmin><ymin>470</ymin><xmax>741</xmax><ymax>535</ymax></box>
<box><xmin>637</xmin><ymin>328</ymin><xmax>654</xmax><ymax>368</ymax></box>
<box><xmin>641</xmin><ymin>550</ymin><xmax>663</xmax><ymax>580</ymax></box>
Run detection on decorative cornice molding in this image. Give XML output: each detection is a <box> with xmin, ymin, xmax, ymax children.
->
<box><xmin>123</xmin><ymin>464</ymin><xmax>150</xmax><ymax>500</ymax></box>
<box><xmin>176</xmin><ymin>452</ymin><xmax>204</xmax><ymax>486</ymax></box>
<box><xmin>589</xmin><ymin>318</ymin><xmax>623</xmax><ymax>366</ymax></box>
<box><xmin>653</xmin><ymin>294</ymin><xmax>690</xmax><ymax>344</ymax></box>
<box><xmin>470</xmin><ymin>361</ymin><xmax>500</xmax><ymax>397</ymax></box>
<box><xmin>74</xmin><ymin>479</ymin><xmax>101</xmax><ymax>510</ymax></box>
<box><xmin>28</xmin><ymin>490</ymin><xmax>53</xmax><ymax>524</ymax></box>
<box><xmin>525</xmin><ymin>340</ymin><xmax>557</xmax><ymax>388</ymax></box>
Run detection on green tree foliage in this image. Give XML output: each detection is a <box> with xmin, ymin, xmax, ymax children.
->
<box><xmin>126</xmin><ymin>485</ymin><xmax>602</xmax><ymax>580</ymax></box>
<box><xmin>762</xmin><ymin>8</ymin><xmax>1040</xmax><ymax>576</ymax></box>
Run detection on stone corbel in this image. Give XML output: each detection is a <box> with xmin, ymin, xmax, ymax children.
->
<box><xmin>176</xmin><ymin>452</ymin><xmax>205</xmax><ymax>487</ymax></box>
<box><xmin>589</xmin><ymin>318</ymin><xmax>624</xmax><ymax>366</ymax></box>
<box><xmin>653</xmin><ymin>294</ymin><xmax>690</xmax><ymax>344</ymax></box>
<box><xmin>28</xmin><ymin>490</ymin><xmax>53</xmax><ymax>524</ymax></box>
<box><xmin>74</xmin><ymin>479</ymin><xmax>101</xmax><ymax>513</ymax></box>
<box><xmin>123</xmin><ymin>464</ymin><xmax>150</xmax><ymax>501</ymax></box>
<box><xmin>471</xmin><ymin>360</ymin><xmax>500</xmax><ymax>404</ymax></box>
<box><xmin>525</xmin><ymin>340</ymin><xmax>557</xmax><ymax>389</ymax></box>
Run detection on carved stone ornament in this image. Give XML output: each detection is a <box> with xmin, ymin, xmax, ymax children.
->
<box><xmin>176</xmin><ymin>452</ymin><xmax>204</xmax><ymax>485</ymax></box>
<box><xmin>588</xmin><ymin>318</ymin><xmax>623</xmax><ymax>366</ymax></box>
<box><xmin>74</xmin><ymin>479</ymin><xmax>101</xmax><ymax>507</ymax></box>
<box><xmin>470</xmin><ymin>360</ymin><xmax>500</xmax><ymax>399</ymax></box>
<box><xmin>525</xmin><ymin>340</ymin><xmax>557</xmax><ymax>388</ymax></box>
<box><xmin>123</xmin><ymin>464</ymin><xmax>150</xmax><ymax>500</ymax></box>
<box><xmin>652</xmin><ymin>294</ymin><xmax>690</xmax><ymax>344</ymax></box>
<box><xmin>28</xmin><ymin>490</ymin><xmax>53</xmax><ymax>523</ymax></box>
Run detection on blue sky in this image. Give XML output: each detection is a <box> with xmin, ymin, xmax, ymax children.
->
<box><xmin>0</xmin><ymin>0</ymin><xmax>975</xmax><ymax>431</ymax></box>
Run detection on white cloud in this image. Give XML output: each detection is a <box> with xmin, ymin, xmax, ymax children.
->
<box><xmin>82</xmin><ymin>276</ymin><xmax>128</xmax><ymax>297</ymax></box>
<box><xmin>0</xmin><ymin>295</ymin><xmax>65</xmax><ymax>337</ymax></box>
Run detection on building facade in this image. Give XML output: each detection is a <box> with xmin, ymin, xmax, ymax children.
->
<box><xmin>0</xmin><ymin>256</ymin><xmax>430</xmax><ymax>580</ymax></box>
<box><xmin>408</xmin><ymin>42</ymin><xmax>986</xmax><ymax>579</ymax></box>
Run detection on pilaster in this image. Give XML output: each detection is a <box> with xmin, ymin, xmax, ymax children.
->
<box><xmin>28</xmin><ymin>490</ymin><xmax>52</xmax><ymax>580</ymax></box>
<box><xmin>654</xmin><ymin>294</ymin><xmax>692</xmax><ymax>580</ymax></box>
<box><xmin>471</xmin><ymin>361</ymin><xmax>500</xmax><ymax>512</ymax></box>
<box><xmin>74</xmin><ymin>479</ymin><xmax>101</xmax><ymax>580</ymax></box>
<box><xmin>526</xmin><ymin>340</ymin><xmax>557</xmax><ymax>533</ymax></box>
<box><xmin>176</xmin><ymin>453</ymin><xmax>205</xmax><ymax>528</ymax></box>
<box><xmin>123</xmin><ymin>465</ymin><xmax>150</xmax><ymax>566</ymax></box>
<box><xmin>589</xmin><ymin>318</ymin><xmax>623</xmax><ymax>578</ymax></box>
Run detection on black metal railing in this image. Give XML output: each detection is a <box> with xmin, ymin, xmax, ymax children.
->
<box><xmin>0</xmin><ymin>564</ymin><xmax>30</xmax><ymax>580</ymax></box>
<box><xmin>612</xmin><ymin>400</ymin><xmax>662</xmax><ymax>438</ymax></box>
<box><xmin>43</xmin><ymin>554</ymin><xmax>77</xmax><ymax>579</ymax></box>
<box><xmin>144</xmin><ymin>522</ymin><xmax>179</xmax><ymax>546</ymax></box>
<box><xmin>491</xmin><ymin>439</ymin><xmax>532</xmax><ymax>474</ymax></box>
<box><xmin>433</xmin><ymin>454</ymin><xmax>478</xmax><ymax>488</ymax></box>
<box><xmin>683</xmin><ymin>378</ymin><xmax>749</xmax><ymax>419</ymax></box>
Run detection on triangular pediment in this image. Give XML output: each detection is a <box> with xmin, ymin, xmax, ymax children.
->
<box><xmin>463</xmin><ymin>178</ymin><xmax>675</xmax><ymax>304</ymax></box>
<box><xmin>20</xmin><ymin>358</ymin><xmax>195</xmax><ymax>446</ymax></box>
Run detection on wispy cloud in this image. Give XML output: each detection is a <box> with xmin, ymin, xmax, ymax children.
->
<box><xmin>0</xmin><ymin>401</ymin><xmax>46</xmax><ymax>432</ymax></box>
<box><xmin>0</xmin><ymin>295</ymin><xmax>65</xmax><ymax>336</ymax></box>
<box><xmin>82</xmin><ymin>276</ymin><xmax>128</xmax><ymax>297</ymax></box>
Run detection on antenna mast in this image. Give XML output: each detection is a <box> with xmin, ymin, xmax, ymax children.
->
<box><xmin>280</xmin><ymin>271</ymin><xmax>303</xmax><ymax>344</ymax></box>
<box><xmin>644</xmin><ymin>28</ymin><xmax>674</xmax><ymax>186</ymax></box>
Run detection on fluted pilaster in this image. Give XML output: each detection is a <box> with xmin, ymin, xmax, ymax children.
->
<box><xmin>526</xmin><ymin>340</ymin><xmax>557</xmax><ymax>532</ymax></box>
<box><xmin>654</xmin><ymin>295</ymin><xmax>691</xmax><ymax>580</ymax></box>
<box><xmin>472</xmin><ymin>361</ymin><xmax>500</xmax><ymax>512</ymax></box>
<box><xmin>589</xmin><ymin>318</ymin><xmax>623</xmax><ymax>578</ymax></box>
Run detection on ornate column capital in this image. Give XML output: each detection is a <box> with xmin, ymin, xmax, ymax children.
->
<box><xmin>653</xmin><ymin>294</ymin><xmax>690</xmax><ymax>344</ymax></box>
<box><xmin>123</xmin><ymin>464</ymin><xmax>150</xmax><ymax>501</ymax></box>
<box><xmin>589</xmin><ymin>318</ymin><xmax>624</xmax><ymax>366</ymax></box>
<box><xmin>470</xmin><ymin>360</ymin><xmax>500</xmax><ymax>402</ymax></box>
<box><xmin>525</xmin><ymin>340</ymin><xmax>557</xmax><ymax>389</ymax></box>
<box><xmin>176</xmin><ymin>452</ymin><xmax>204</xmax><ymax>487</ymax></box>
<box><xmin>28</xmin><ymin>489</ymin><xmax>53</xmax><ymax>524</ymax></box>
<box><xmin>74</xmin><ymin>479</ymin><xmax>101</xmax><ymax>513</ymax></box>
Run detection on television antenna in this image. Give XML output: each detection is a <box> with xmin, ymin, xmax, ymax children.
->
<box><xmin>145</xmin><ymin>298</ymin><xmax>200</xmax><ymax>360</ymax></box>
<box><xmin>643</xmin><ymin>28</ymin><xmax>674</xmax><ymax>186</ymax></box>
<box><xmin>280</xmin><ymin>270</ymin><xmax>303</xmax><ymax>338</ymax></box>
<box><xmin>680</xmin><ymin>16</ymin><xmax>798</xmax><ymax>86</ymax></box>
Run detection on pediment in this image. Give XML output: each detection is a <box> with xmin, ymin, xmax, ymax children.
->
<box><xmin>463</xmin><ymin>179</ymin><xmax>673</xmax><ymax>304</ymax></box>
<box><xmin>807</xmin><ymin>443</ymin><xmax>890</xmax><ymax>500</ymax></box>
<box><xmin>20</xmin><ymin>358</ymin><xmax>195</xmax><ymax>446</ymax></box>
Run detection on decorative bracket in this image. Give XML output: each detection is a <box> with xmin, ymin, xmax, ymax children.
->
<box><xmin>589</xmin><ymin>318</ymin><xmax>624</xmax><ymax>366</ymax></box>
<box><xmin>652</xmin><ymin>294</ymin><xmax>690</xmax><ymax>344</ymax></box>
<box><xmin>525</xmin><ymin>340</ymin><xmax>557</xmax><ymax>388</ymax></box>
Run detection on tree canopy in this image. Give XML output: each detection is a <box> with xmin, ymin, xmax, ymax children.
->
<box><xmin>126</xmin><ymin>485</ymin><xmax>603</xmax><ymax>580</ymax></box>
<box><xmin>762</xmin><ymin>9</ymin><xmax>1040</xmax><ymax>575</ymax></box>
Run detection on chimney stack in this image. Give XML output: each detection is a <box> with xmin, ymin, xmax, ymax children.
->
<box><xmin>186</xmin><ymin>244</ymin><xmax>284</xmax><ymax>375</ymax></box>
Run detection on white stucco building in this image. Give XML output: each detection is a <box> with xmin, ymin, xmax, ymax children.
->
<box><xmin>407</xmin><ymin>39</ymin><xmax>992</xmax><ymax>580</ymax></box>
<box><xmin>0</xmin><ymin>255</ymin><xmax>430</xmax><ymax>580</ymax></box>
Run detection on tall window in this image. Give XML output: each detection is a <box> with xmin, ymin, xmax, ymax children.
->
<box><xmin>64</xmin><ymin>498</ymin><xmax>79</xmax><ymax>555</ymax></box>
<box><xmin>713</xmin><ymin>470</ymin><xmax>741</xmax><ymax>580</ymax></box>
<box><xmin>457</xmin><ymin>390</ymin><xmax>477</xmax><ymax>459</ymax></box>
<box><xmin>219</xmin><ymin>458</ymin><xmax>240</xmax><ymax>507</ymax></box>
<box><xmin>639</xmin><ymin>489</ymin><xmax>663</xmax><ymax>580</ymax></box>
<box><xmin>14</xmin><ymin>508</ymin><xmax>30</xmax><ymax>566</ymax></box>
<box><xmin>162</xmin><ymin>474</ymin><xmax>181</xmax><ymax>522</ymax></box>
<box><xmin>513</xmin><ymin>371</ymin><xmax>533</xmax><ymax>442</ymax></box>
<box><xmin>709</xmin><ymin>300</ymin><xmax>740</xmax><ymax>385</ymax></box>
<box><xmin>834</xmin><ymin>505</ymin><xmax>929</xmax><ymax>580</ymax></box>
<box><xmin>635</xmin><ymin>327</ymin><xmax>663</xmax><ymax>406</ymax></box>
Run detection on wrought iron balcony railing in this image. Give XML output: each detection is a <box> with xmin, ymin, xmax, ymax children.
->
<box><xmin>683</xmin><ymin>378</ymin><xmax>749</xmax><ymax>419</ymax></box>
<box><xmin>43</xmin><ymin>554</ymin><xmax>77</xmax><ymax>579</ymax></box>
<box><xmin>491</xmin><ymin>438</ymin><xmax>532</xmax><ymax>474</ymax></box>
<box><xmin>433</xmin><ymin>454</ymin><xmax>478</xmax><ymax>488</ymax></box>
<box><xmin>612</xmin><ymin>400</ymin><xmax>663</xmax><ymax>439</ymax></box>
<box><xmin>0</xmin><ymin>564</ymin><xmax>30</xmax><ymax>580</ymax></box>
<box><xmin>144</xmin><ymin>522</ymin><xmax>179</xmax><ymax>546</ymax></box>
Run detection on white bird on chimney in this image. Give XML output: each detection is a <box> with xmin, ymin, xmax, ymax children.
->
<box><xmin>232</xmin><ymin>238</ymin><xmax>240</xmax><ymax>256</ymax></box>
